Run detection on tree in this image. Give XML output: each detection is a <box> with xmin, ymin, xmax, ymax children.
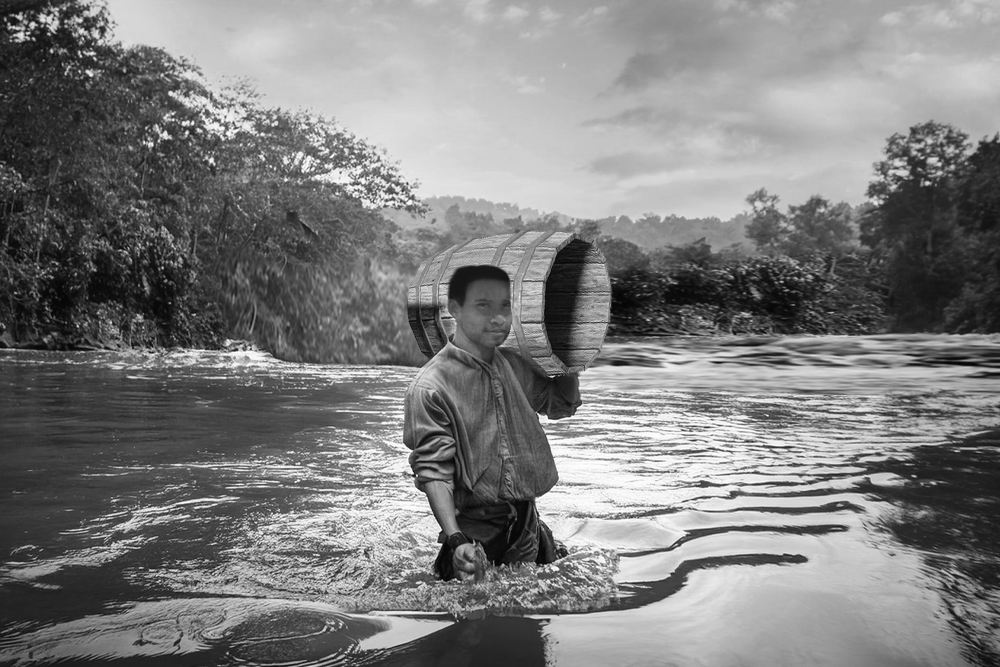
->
<box><xmin>862</xmin><ymin>121</ymin><xmax>971</xmax><ymax>331</ymax></box>
<box><xmin>649</xmin><ymin>237</ymin><xmax>716</xmax><ymax>270</ymax></box>
<box><xmin>945</xmin><ymin>134</ymin><xmax>1000</xmax><ymax>332</ymax></box>
<box><xmin>722</xmin><ymin>255</ymin><xmax>829</xmax><ymax>333</ymax></box>
<box><xmin>571</xmin><ymin>218</ymin><xmax>607</xmax><ymax>243</ymax></box>
<box><xmin>595</xmin><ymin>236</ymin><xmax>649</xmax><ymax>277</ymax></box>
<box><xmin>0</xmin><ymin>0</ymin><xmax>71</xmax><ymax>17</ymax></box>
<box><xmin>1</xmin><ymin>0</ymin><xmax>126</xmax><ymax>337</ymax></box>
<box><xmin>784</xmin><ymin>196</ymin><xmax>855</xmax><ymax>259</ymax></box>
<box><xmin>958</xmin><ymin>134</ymin><xmax>1000</xmax><ymax>234</ymax></box>
<box><xmin>744</xmin><ymin>188</ymin><xmax>787</xmax><ymax>253</ymax></box>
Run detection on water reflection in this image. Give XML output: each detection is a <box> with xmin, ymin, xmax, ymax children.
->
<box><xmin>0</xmin><ymin>598</ymin><xmax>547</xmax><ymax>667</ymax></box>
<box><xmin>368</xmin><ymin>616</ymin><xmax>548</xmax><ymax>667</ymax></box>
<box><xmin>869</xmin><ymin>427</ymin><xmax>1000</xmax><ymax>667</ymax></box>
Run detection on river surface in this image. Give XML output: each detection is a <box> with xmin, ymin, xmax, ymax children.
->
<box><xmin>1</xmin><ymin>334</ymin><xmax>999</xmax><ymax>667</ymax></box>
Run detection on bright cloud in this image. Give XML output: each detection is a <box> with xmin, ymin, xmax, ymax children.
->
<box><xmin>502</xmin><ymin>5</ymin><xmax>530</xmax><ymax>22</ymax></box>
<box><xmin>539</xmin><ymin>6</ymin><xmax>562</xmax><ymax>22</ymax></box>
<box><xmin>574</xmin><ymin>5</ymin><xmax>608</xmax><ymax>26</ymax></box>
<box><xmin>506</xmin><ymin>74</ymin><xmax>546</xmax><ymax>94</ymax></box>
<box><xmin>464</xmin><ymin>0</ymin><xmax>491</xmax><ymax>24</ymax></box>
<box><xmin>763</xmin><ymin>0</ymin><xmax>796</xmax><ymax>23</ymax></box>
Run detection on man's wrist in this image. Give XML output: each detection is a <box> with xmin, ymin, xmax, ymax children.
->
<box><xmin>446</xmin><ymin>532</ymin><xmax>470</xmax><ymax>550</ymax></box>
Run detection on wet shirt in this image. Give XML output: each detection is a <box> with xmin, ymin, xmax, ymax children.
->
<box><xmin>403</xmin><ymin>340</ymin><xmax>581</xmax><ymax>509</ymax></box>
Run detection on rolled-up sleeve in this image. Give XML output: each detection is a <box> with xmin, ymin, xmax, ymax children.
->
<box><xmin>403</xmin><ymin>385</ymin><xmax>457</xmax><ymax>492</ymax></box>
<box><xmin>500</xmin><ymin>350</ymin><xmax>581</xmax><ymax>420</ymax></box>
<box><xmin>534</xmin><ymin>374</ymin><xmax>581</xmax><ymax>420</ymax></box>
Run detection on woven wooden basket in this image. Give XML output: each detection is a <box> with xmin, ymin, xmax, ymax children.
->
<box><xmin>406</xmin><ymin>230</ymin><xmax>611</xmax><ymax>376</ymax></box>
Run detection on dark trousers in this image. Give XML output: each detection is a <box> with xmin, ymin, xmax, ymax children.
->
<box><xmin>434</xmin><ymin>500</ymin><xmax>566</xmax><ymax>581</ymax></box>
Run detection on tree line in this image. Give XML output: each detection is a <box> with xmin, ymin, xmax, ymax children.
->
<box><xmin>401</xmin><ymin>119</ymin><xmax>1000</xmax><ymax>338</ymax></box>
<box><xmin>603</xmin><ymin>120</ymin><xmax>1000</xmax><ymax>337</ymax></box>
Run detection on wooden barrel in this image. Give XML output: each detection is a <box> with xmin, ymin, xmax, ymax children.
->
<box><xmin>407</xmin><ymin>230</ymin><xmax>611</xmax><ymax>376</ymax></box>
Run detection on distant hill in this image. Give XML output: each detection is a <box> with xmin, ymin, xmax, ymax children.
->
<box><xmin>382</xmin><ymin>196</ymin><xmax>573</xmax><ymax>231</ymax></box>
<box><xmin>383</xmin><ymin>196</ymin><xmax>752</xmax><ymax>252</ymax></box>
<box><xmin>600</xmin><ymin>213</ymin><xmax>752</xmax><ymax>252</ymax></box>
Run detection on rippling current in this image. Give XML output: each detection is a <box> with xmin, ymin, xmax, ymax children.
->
<box><xmin>1</xmin><ymin>334</ymin><xmax>999</xmax><ymax>667</ymax></box>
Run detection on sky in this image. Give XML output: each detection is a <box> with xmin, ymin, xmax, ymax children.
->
<box><xmin>103</xmin><ymin>0</ymin><xmax>1000</xmax><ymax>221</ymax></box>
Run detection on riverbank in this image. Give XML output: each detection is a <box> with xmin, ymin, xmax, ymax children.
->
<box><xmin>0</xmin><ymin>327</ymin><xmax>257</xmax><ymax>354</ymax></box>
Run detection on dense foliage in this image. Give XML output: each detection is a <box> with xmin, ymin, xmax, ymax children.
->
<box><xmin>607</xmin><ymin>247</ymin><xmax>886</xmax><ymax>337</ymax></box>
<box><xmin>860</xmin><ymin>122</ymin><xmax>1000</xmax><ymax>333</ymax></box>
<box><xmin>607</xmin><ymin>120</ymin><xmax>1000</xmax><ymax>338</ymax></box>
<box><xmin>1</xmin><ymin>1</ymin><xmax>425</xmax><ymax>363</ymax></box>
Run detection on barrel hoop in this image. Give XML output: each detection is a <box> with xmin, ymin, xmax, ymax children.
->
<box><xmin>411</xmin><ymin>253</ymin><xmax>440</xmax><ymax>353</ymax></box>
<box><xmin>512</xmin><ymin>230</ymin><xmax>557</xmax><ymax>366</ymax></box>
<box><xmin>490</xmin><ymin>229</ymin><xmax>528</xmax><ymax>266</ymax></box>
<box><xmin>430</xmin><ymin>237</ymin><xmax>476</xmax><ymax>347</ymax></box>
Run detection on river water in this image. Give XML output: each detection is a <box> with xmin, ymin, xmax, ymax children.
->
<box><xmin>1</xmin><ymin>334</ymin><xmax>999</xmax><ymax>667</ymax></box>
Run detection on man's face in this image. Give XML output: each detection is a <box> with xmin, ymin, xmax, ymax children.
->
<box><xmin>449</xmin><ymin>277</ymin><xmax>512</xmax><ymax>356</ymax></box>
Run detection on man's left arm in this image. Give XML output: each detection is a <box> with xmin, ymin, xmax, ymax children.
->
<box><xmin>500</xmin><ymin>349</ymin><xmax>582</xmax><ymax>418</ymax></box>
<box><xmin>543</xmin><ymin>373</ymin><xmax>580</xmax><ymax>419</ymax></box>
<box><xmin>521</xmin><ymin>361</ymin><xmax>582</xmax><ymax>419</ymax></box>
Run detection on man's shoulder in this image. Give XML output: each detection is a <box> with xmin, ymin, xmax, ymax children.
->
<box><xmin>497</xmin><ymin>347</ymin><xmax>541</xmax><ymax>380</ymax></box>
<box><xmin>407</xmin><ymin>349</ymin><xmax>461</xmax><ymax>394</ymax></box>
<box><xmin>497</xmin><ymin>346</ymin><xmax>523</xmax><ymax>367</ymax></box>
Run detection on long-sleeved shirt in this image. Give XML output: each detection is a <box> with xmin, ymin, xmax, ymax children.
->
<box><xmin>403</xmin><ymin>340</ymin><xmax>581</xmax><ymax>510</ymax></box>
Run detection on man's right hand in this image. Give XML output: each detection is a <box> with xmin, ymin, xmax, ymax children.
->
<box><xmin>453</xmin><ymin>542</ymin><xmax>478</xmax><ymax>580</ymax></box>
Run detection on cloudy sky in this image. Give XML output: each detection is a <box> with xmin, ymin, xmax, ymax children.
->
<box><xmin>104</xmin><ymin>0</ymin><xmax>1000</xmax><ymax>221</ymax></box>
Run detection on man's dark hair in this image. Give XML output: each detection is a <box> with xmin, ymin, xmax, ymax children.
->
<box><xmin>448</xmin><ymin>265</ymin><xmax>510</xmax><ymax>305</ymax></box>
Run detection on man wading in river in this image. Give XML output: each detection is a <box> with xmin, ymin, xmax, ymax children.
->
<box><xmin>403</xmin><ymin>265</ymin><xmax>581</xmax><ymax>581</ymax></box>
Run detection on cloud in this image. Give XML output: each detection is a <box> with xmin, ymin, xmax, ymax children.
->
<box><xmin>604</xmin><ymin>3</ymin><xmax>751</xmax><ymax>91</ymax></box>
<box><xmin>604</xmin><ymin>2</ymin><xmax>890</xmax><ymax>94</ymax></box>
<box><xmin>583</xmin><ymin>106</ymin><xmax>668</xmax><ymax>133</ymax></box>
<box><xmin>875</xmin><ymin>0</ymin><xmax>1000</xmax><ymax>29</ymax></box>
<box><xmin>584</xmin><ymin>119</ymin><xmax>770</xmax><ymax>181</ymax></box>
<box><xmin>762</xmin><ymin>0</ymin><xmax>796</xmax><ymax>23</ymax></box>
<box><xmin>516</xmin><ymin>4</ymin><xmax>564</xmax><ymax>40</ymax></box>
<box><xmin>880</xmin><ymin>11</ymin><xmax>904</xmax><ymax>25</ymax></box>
<box><xmin>587</xmin><ymin>151</ymin><xmax>678</xmax><ymax>178</ymax></box>
<box><xmin>711</xmin><ymin>0</ymin><xmax>798</xmax><ymax>21</ymax></box>
<box><xmin>581</xmin><ymin>56</ymin><xmax>913</xmax><ymax>211</ymax></box>
<box><xmin>574</xmin><ymin>5</ymin><xmax>608</xmax><ymax>26</ymax></box>
<box><xmin>502</xmin><ymin>5</ymin><xmax>530</xmax><ymax>23</ymax></box>
<box><xmin>953</xmin><ymin>0</ymin><xmax>1000</xmax><ymax>23</ymax></box>
<box><xmin>228</xmin><ymin>26</ymin><xmax>297</xmax><ymax>66</ymax></box>
<box><xmin>539</xmin><ymin>6</ymin><xmax>562</xmax><ymax>22</ymax></box>
<box><xmin>876</xmin><ymin>51</ymin><xmax>1000</xmax><ymax>131</ymax></box>
<box><xmin>506</xmin><ymin>74</ymin><xmax>545</xmax><ymax>94</ymax></box>
<box><xmin>464</xmin><ymin>0</ymin><xmax>491</xmax><ymax>24</ymax></box>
